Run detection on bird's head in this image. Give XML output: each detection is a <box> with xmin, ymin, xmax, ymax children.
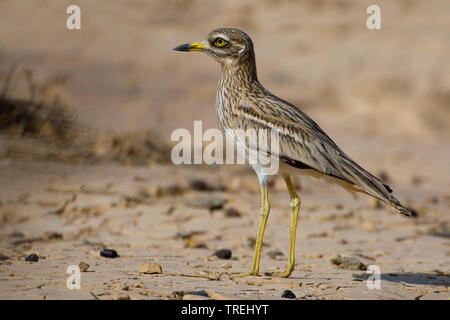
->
<box><xmin>173</xmin><ymin>28</ymin><xmax>254</xmax><ymax>67</ymax></box>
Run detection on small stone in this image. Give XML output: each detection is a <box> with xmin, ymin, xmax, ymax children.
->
<box><xmin>100</xmin><ymin>249</ymin><xmax>119</xmax><ymax>258</ymax></box>
<box><xmin>248</xmin><ymin>237</ymin><xmax>269</xmax><ymax>248</ymax></box>
<box><xmin>175</xmin><ymin>230</ymin><xmax>206</xmax><ymax>240</ymax></box>
<box><xmin>224</xmin><ymin>207</ymin><xmax>242</xmax><ymax>218</ymax></box>
<box><xmin>42</xmin><ymin>231</ymin><xmax>63</xmax><ymax>241</ymax></box>
<box><xmin>9</xmin><ymin>232</ymin><xmax>25</xmax><ymax>238</ymax></box>
<box><xmin>191</xmin><ymin>243</ymin><xmax>208</xmax><ymax>249</ymax></box>
<box><xmin>175</xmin><ymin>230</ymin><xmax>192</xmax><ymax>240</ymax></box>
<box><xmin>190</xmin><ymin>290</ymin><xmax>209</xmax><ymax>297</ymax></box>
<box><xmin>281</xmin><ymin>290</ymin><xmax>296</xmax><ymax>299</ymax></box>
<box><xmin>267</xmin><ymin>250</ymin><xmax>284</xmax><ymax>259</ymax></box>
<box><xmin>307</xmin><ymin>231</ymin><xmax>329</xmax><ymax>238</ymax></box>
<box><xmin>112</xmin><ymin>293</ymin><xmax>130</xmax><ymax>300</ymax></box>
<box><xmin>330</xmin><ymin>254</ymin><xmax>367</xmax><ymax>270</ymax></box>
<box><xmin>189</xmin><ymin>179</ymin><xmax>214</xmax><ymax>191</ymax></box>
<box><xmin>0</xmin><ymin>253</ymin><xmax>9</xmax><ymax>261</ymax></box>
<box><xmin>25</xmin><ymin>253</ymin><xmax>39</xmax><ymax>262</ymax></box>
<box><xmin>186</xmin><ymin>198</ymin><xmax>226</xmax><ymax>211</ymax></box>
<box><xmin>214</xmin><ymin>249</ymin><xmax>232</xmax><ymax>259</ymax></box>
<box><xmin>144</xmin><ymin>184</ymin><xmax>184</xmax><ymax>198</ymax></box>
<box><xmin>205</xmin><ymin>291</ymin><xmax>241</xmax><ymax>300</ymax></box>
<box><xmin>79</xmin><ymin>262</ymin><xmax>90</xmax><ymax>272</ymax></box>
<box><xmin>138</xmin><ymin>262</ymin><xmax>162</xmax><ymax>274</ymax></box>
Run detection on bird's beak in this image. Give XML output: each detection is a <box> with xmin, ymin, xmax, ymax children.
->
<box><xmin>173</xmin><ymin>41</ymin><xmax>206</xmax><ymax>52</ymax></box>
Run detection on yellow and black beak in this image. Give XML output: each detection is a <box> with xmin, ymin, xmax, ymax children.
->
<box><xmin>173</xmin><ymin>41</ymin><xmax>206</xmax><ymax>52</ymax></box>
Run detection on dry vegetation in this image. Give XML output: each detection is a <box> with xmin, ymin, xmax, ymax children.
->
<box><xmin>0</xmin><ymin>0</ymin><xmax>449</xmax><ymax>300</ymax></box>
<box><xmin>0</xmin><ymin>65</ymin><xmax>171</xmax><ymax>166</ymax></box>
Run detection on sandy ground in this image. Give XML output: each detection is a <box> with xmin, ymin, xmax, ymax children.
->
<box><xmin>0</xmin><ymin>0</ymin><xmax>449</xmax><ymax>300</ymax></box>
<box><xmin>0</xmin><ymin>156</ymin><xmax>449</xmax><ymax>300</ymax></box>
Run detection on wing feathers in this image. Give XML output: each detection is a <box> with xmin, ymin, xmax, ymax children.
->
<box><xmin>230</xmin><ymin>98</ymin><xmax>412</xmax><ymax>216</ymax></box>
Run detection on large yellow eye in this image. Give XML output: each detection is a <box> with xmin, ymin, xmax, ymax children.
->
<box><xmin>214</xmin><ymin>38</ymin><xmax>228</xmax><ymax>47</ymax></box>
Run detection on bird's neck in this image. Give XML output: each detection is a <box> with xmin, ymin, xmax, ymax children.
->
<box><xmin>219</xmin><ymin>52</ymin><xmax>258</xmax><ymax>90</ymax></box>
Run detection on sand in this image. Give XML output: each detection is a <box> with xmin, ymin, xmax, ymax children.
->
<box><xmin>0</xmin><ymin>0</ymin><xmax>449</xmax><ymax>300</ymax></box>
<box><xmin>0</xmin><ymin>158</ymin><xmax>448</xmax><ymax>300</ymax></box>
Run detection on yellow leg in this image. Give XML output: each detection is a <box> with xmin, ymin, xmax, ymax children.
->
<box><xmin>232</xmin><ymin>182</ymin><xmax>270</xmax><ymax>279</ymax></box>
<box><xmin>266</xmin><ymin>175</ymin><xmax>300</xmax><ymax>278</ymax></box>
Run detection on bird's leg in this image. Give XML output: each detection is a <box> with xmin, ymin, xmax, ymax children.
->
<box><xmin>232</xmin><ymin>182</ymin><xmax>270</xmax><ymax>279</ymax></box>
<box><xmin>266</xmin><ymin>175</ymin><xmax>300</xmax><ymax>278</ymax></box>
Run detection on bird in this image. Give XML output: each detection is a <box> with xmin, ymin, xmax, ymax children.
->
<box><xmin>174</xmin><ymin>28</ymin><xmax>413</xmax><ymax>278</ymax></box>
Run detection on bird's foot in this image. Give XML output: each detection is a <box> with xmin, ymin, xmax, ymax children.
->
<box><xmin>230</xmin><ymin>270</ymin><xmax>258</xmax><ymax>280</ymax></box>
<box><xmin>264</xmin><ymin>268</ymin><xmax>292</xmax><ymax>278</ymax></box>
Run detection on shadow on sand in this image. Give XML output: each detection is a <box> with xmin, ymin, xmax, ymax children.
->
<box><xmin>353</xmin><ymin>272</ymin><xmax>450</xmax><ymax>286</ymax></box>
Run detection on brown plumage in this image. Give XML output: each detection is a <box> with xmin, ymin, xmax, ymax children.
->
<box><xmin>174</xmin><ymin>28</ymin><xmax>412</xmax><ymax>278</ymax></box>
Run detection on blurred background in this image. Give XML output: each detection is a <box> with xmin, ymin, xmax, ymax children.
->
<box><xmin>0</xmin><ymin>0</ymin><xmax>449</xmax><ymax>300</ymax></box>
<box><xmin>1</xmin><ymin>0</ymin><xmax>449</xmax><ymax>156</ymax></box>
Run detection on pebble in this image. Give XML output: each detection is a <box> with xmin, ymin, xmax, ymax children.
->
<box><xmin>25</xmin><ymin>253</ymin><xmax>39</xmax><ymax>262</ymax></box>
<box><xmin>186</xmin><ymin>198</ymin><xmax>226</xmax><ymax>211</ymax></box>
<box><xmin>138</xmin><ymin>262</ymin><xmax>162</xmax><ymax>274</ymax></box>
<box><xmin>214</xmin><ymin>249</ymin><xmax>232</xmax><ymax>259</ymax></box>
<box><xmin>248</xmin><ymin>237</ymin><xmax>269</xmax><ymax>248</ymax></box>
<box><xmin>189</xmin><ymin>179</ymin><xmax>214</xmax><ymax>191</ymax></box>
<box><xmin>224</xmin><ymin>207</ymin><xmax>242</xmax><ymax>218</ymax></box>
<box><xmin>144</xmin><ymin>184</ymin><xmax>184</xmax><ymax>198</ymax></box>
<box><xmin>267</xmin><ymin>250</ymin><xmax>284</xmax><ymax>259</ymax></box>
<box><xmin>281</xmin><ymin>290</ymin><xmax>296</xmax><ymax>299</ymax></box>
<box><xmin>190</xmin><ymin>290</ymin><xmax>209</xmax><ymax>297</ymax></box>
<box><xmin>175</xmin><ymin>230</ymin><xmax>205</xmax><ymax>240</ymax></box>
<box><xmin>191</xmin><ymin>243</ymin><xmax>208</xmax><ymax>249</ymax></box>
<box><xmin>0</xmin><ymin>253</ymin><xmax>9</xmax><ymax>261</ymax></box>
<box><xmin>112</xmin><ymin>293</ymin><xmax>130</xmax><ymax>300</ymax></box>
<box><xmin>100</xmin><ymin>249</ymin><xmax>119</xmax><ymax>258</ymax></box>
<box><xmin>330</xmin><ymin>254</ymin><xmax>367</xmax><ymax>270</ymax></box>
<box><xmin>79</xmin><ymin>262</ymin><xmax>90</xmax><ymax>272</ymax></box>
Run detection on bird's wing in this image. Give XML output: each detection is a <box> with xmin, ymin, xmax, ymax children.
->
<box><xmin>234</xmin><ymin>98</ymin><xmax>356</xmax><ymax>180</ymax></box>
<box><xmin>228</xmin><ymin>97</ymin><xmax>411</xmax><ymax>216</ymax></box>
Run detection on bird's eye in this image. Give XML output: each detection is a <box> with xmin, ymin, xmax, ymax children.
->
<box><xmin>214</xmin><ymin>38</ymin><xmax>228</xmax><ymax>47</ymax></box>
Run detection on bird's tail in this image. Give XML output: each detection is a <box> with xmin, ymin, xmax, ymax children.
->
<box><xmin>338</xmin><ymin>157</ymin><xmax>414</xmax><ymax>217</ymax></box>
<box><xmin>386</xmin><ymin>195</ymin><xmax>414</xmax><ymax>217</ymax></box>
